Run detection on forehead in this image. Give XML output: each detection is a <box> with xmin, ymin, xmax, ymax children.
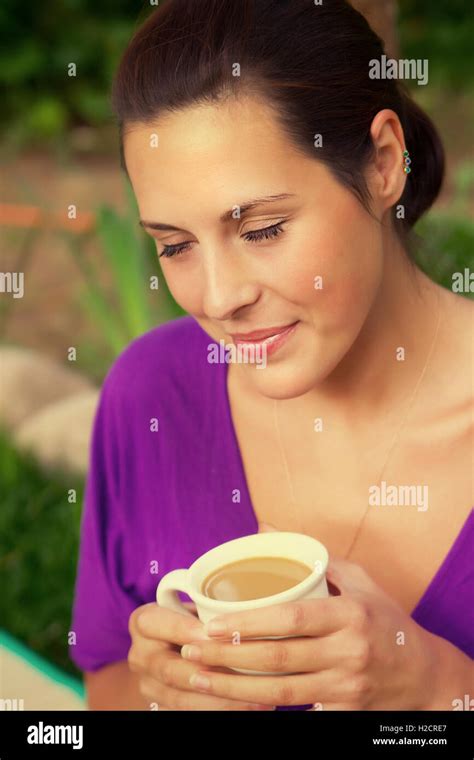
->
<box><xmin>124</xmin><ymin>96</ymin><xmax>285</xmax><ymax>170</ymax></box>
<box><xmin>123</xmin><ymin>97</ymin><xmax>312</xmax><ymax>221</ymax></box>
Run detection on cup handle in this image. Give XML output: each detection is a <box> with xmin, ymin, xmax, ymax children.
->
<box><xmin>156</xmin><ymin>569</ymin><xmax>196</xmax><ymax>618</ymax></box>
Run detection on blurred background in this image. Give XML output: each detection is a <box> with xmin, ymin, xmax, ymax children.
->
<box><xmin>0</xmin><ymin>0</ymin><xmax>473</xmax><ymax>709</ymax></box>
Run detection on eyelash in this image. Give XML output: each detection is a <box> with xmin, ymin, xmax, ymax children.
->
<box><xmin>158</xmin><ymin>221</ymin><xmax>286</xmax><ymax>258</ymax></box>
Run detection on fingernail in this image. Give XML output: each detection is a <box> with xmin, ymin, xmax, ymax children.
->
<box><xmin>204</xmin><ymin>619</ymin><xmax>227</xmax><ymax>636</ymax></box>
<box><xmin>181</xmin><ymin>644</ymin><xmax>202</xmax><ymax>661</ymax></box>
<box><xmin>189</xmin><ymin>673</ymin><xmax>211</xmax><ymax>690</ymax></box>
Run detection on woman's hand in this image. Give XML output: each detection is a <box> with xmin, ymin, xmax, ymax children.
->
<box><xmin>179</xmin><ymin>558</ymin><xmax>437</xmax><ymax>710</ymax></box>
<box><xmin>127</xmin><ymin>601</ymin><xmax>275</xmax><ymax>710</ymax></box>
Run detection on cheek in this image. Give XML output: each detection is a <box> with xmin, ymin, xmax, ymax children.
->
<box><xmin>288</xmin><ymin>210</ymin><xmax>382</xmax><ymax>329</ymax></box>
<box><xmin>318</xmin><ymin>271</ymin><xmax>374</xmax><ymax>334</ymax></box>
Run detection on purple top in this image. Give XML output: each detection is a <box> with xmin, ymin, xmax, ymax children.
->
<box><xmin>69</xmin><ymin>316</ymin><xmax>474</xmax><ymax>709</ymax></box>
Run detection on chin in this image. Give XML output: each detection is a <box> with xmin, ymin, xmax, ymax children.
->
<box><xmin>244</xmin><ymin>358</ymin><xmax>329</xmax><ymax>401</ymax></box>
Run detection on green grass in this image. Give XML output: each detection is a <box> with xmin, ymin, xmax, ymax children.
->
<box><xmin>0</xmin><ymin>428</ymin><xmax>84</xmax><ymax>677</ymax></box>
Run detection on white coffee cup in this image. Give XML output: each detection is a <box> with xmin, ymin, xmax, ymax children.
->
<box><xmin>156</xmin><ymin>531</ymin><xmax>329</xmax><ymax>675</ymax></box>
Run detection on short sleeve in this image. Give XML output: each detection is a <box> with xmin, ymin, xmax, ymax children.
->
<box><xmin>69</xmin><ymin>370</ymin><xmax>137</xmax><ymax>673</ymax></box>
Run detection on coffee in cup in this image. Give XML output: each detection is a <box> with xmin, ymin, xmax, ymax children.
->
<box><xmin>201</xmin><ymin>556</ymin><xmax>313</xmax><ymax>601</ymax></box>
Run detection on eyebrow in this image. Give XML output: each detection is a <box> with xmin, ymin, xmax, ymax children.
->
<box><xmin>138</xmin><ymin>193</ymin><xmax>297</xmax><ymax>232</ymax></box>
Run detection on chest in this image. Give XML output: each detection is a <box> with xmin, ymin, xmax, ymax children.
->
<box><xmin>227</xmin><ymin>382</ymin><xmax>473</xmax><ymax>615</ymax></box>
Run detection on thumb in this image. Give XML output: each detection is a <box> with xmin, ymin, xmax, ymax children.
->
<box><xmin>326</xmin><ymin>556</ymin><xmax>377</xmax><ymax>596</ymax></box>
<box><xmin>258</xmin><ymin>521</ymin><xmax>280</xmax><ymax>533</ymax></box>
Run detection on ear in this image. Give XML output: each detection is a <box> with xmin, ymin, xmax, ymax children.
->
<box><xmin>368</xmin><ymin>108</ymin><xmax>408</xmax><ymax>217</ymax></box>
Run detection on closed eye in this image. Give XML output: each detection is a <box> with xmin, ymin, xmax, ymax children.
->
<box><xmin>158</xmin><ymin>221</ymin><xmax>286</xmax><ymax>258</ymax></box>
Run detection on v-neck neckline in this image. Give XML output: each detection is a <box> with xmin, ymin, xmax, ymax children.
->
<box><xmin>221</xmin><ymin>360</ymin><xmax>473</xmax><ymax>618</ymax></box>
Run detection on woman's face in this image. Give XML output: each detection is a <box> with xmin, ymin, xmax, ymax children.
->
<box><xmin>124</xmin><ymin>96</ymin><xmax>387</xmax><ymax>400</ymax></box>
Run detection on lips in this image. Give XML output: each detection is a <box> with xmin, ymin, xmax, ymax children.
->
<box><xmin>229</xmin><ymin>321</ymin><xmax>299</xmax><ymax>343</ymax></box>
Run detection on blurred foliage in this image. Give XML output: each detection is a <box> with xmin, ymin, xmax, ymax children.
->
<box><xmin>414</xmin><ymin>161</ymin><xmax>474</xmax><ymax>295</ymax></box>
<box><xmin>0</xmin><ymin>428</ymin><xmax>84</xmax><ymax>677</ymax></box>
<box><xmin>399</xmin><ymin>0</ymin><xmax>474</xmax><ymax>90</ymax></box>
<box><xmin>0</xmin><ymin>0</ymin><xmax>150</xmax><ymax>146</ymax></box>
<box><xmin>67</xmin><ymin>180</ymin><xmax>185</xmax><ymax>382</ymax></box>
<box><xmin>415</xmin><ymin>217</ymin><xmax>474</xmax><ymax>294</ymax></box>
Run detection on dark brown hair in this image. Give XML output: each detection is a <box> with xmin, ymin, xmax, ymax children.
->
<box><xmin>111</xmin><ymin>0</ymin><xmax>445</xmax><ymax>246</ymax></box>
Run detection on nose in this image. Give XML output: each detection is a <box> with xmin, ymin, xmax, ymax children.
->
<box><xmin>201</xmin><ymin>245</ymin><xmax>260</xmax><ymax>320</ymax></box>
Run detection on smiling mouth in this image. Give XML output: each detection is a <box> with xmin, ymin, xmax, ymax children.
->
<box><xmin>229</xmin><ymin>321</ymin><xmax>299</xmax><ymax>342</ymax></box>
<box><xmin>228</xmin><ymin>321</ymin><xmax>300</xmax><ymax>356</ymax></box>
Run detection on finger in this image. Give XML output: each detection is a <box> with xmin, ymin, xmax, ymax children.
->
<box><xmin>129</xmin><ymin>603</ymin><xmax>157</xmax><ymax>638</ymax></box>
<box><xmin>181</xmin><ymin>633</ymin><xmax>342</xmax><ymax>673</ymax></box>
<box><xmin>136</xmin><ymin>603</ymin><xmax>211</xmax><ymax>645</ymax></box>
<box><xmin>139</xmin><ymin>676</ymin><xmax>274</xmax><ymax>710</ymax></box>
<box><xmin>326</xmin><ymin>557</ymin><xmax>379</xmax><ymax>596</ymax></box>
<box><xmin>203</xmin><ymin>596</ymin><xmax>349</xmax><ymax>640</ymax></box>
<box><xmin>188</xmin><ymin>667</ymin><xmax>349</xmax><ymax>706</ymax></box>
<box><xmin>128</xmin><ymin>605</ymin><xmax>170</xmax><ymax>671</ymax></box>
<box><xmin>147</xmin><ymin>648</ymin><xmax>248</xmax><ymax>694</ymax></box>
<box><xmin>128</xmin><ymin>636</ymin><xmax>170</xmax><ymax>674</ymax></box>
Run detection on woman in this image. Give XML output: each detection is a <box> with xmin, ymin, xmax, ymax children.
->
<box><xmin>70</xmin><ymin>0</ymin><xmax>473</xmax><ymax>711</ymax></box>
